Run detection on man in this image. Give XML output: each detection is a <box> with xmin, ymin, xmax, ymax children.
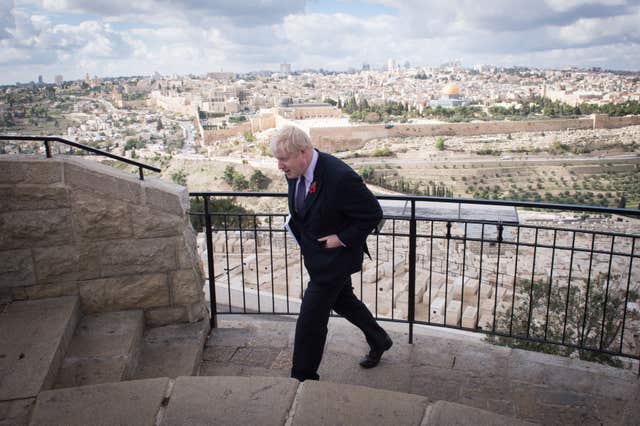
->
<box><xmin>271</xmin><ymin>126</ymin><xmax>392</xmax><ymax>382</ymax></box>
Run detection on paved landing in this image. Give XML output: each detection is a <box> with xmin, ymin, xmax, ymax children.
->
<box><xmin>202</xmin><ymin>314</ymin><xmax>640</xmax><ymax>425</ymax></box>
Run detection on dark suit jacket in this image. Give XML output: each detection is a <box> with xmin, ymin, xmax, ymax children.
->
<box><xmin>287</xmin><ymin>151</ymin><xmax>383</xmax><ymax>282</ymax></box>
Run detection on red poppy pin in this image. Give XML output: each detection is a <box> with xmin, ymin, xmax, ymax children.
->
<box><xmin>308</xmin><ymin>182</ymin><xmax>317</xmax><ymax>193</ymax></box>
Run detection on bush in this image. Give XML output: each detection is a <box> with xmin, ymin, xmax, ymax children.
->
<box><xmin>359</xmin><ymin>165</ymin><xmax>375</xmax><ymax>180</ymax></box>
<box><xmin>435</xmin><ymin>137</ymin><xmax>446</xmax><ymax>151</ymax></box>
<box><xmin>249</xmin><ymin>170</ymin><xmax>270</xmax><ymax>190</ymax></box>
<box><xmin>189</xmin><ymin>197</ymin><xmax>249</xmax><ymax>230</ymax></box>
<box><xmin>171</xmin><ymin>169</ymin><xmax>187</xmax><ymax>186</ymax></box>
<box><xmin>371</xmin><ymin>147</ymin><xmax>392</xmax><ymax>157</ymax></box>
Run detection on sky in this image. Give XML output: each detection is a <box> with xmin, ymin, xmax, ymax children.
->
<box><xmin>1</xmin><ymin>0</ymin><xmax>639</xmax><ymax>85</ymax></box>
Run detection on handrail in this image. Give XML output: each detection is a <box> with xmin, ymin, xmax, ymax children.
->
<box><xmin>189</xmin><ymin>191</ymin><xmax>640</xmax><ymax>217</ymax></box>
<box><xmin>0</xmin><ymin>135</ymin><xmax>161</xmax><ymax>180</ymax></box>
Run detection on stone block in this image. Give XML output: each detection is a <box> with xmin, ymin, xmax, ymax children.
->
<box><xmin>0</xmin><ymin>296</ymin><xmax>79</xmax><ymax>400</ymax></box>
<box><xmin>430</xmin><ymin>297</ymin><xmax>445</xmax><ymax>323</ymax></box>
<box><xmin>145</xmin><ymin>305</ymin><xmax>189</xmax><ymax>327</ymax></box>
<box><xmin>98</xmin><ymin>237</ymin><xmax>177</xmax><ymax>276</ymax></box>
<box><xmin>424</xmin><ymin>400</ymin><xmax>536</xmax><ymax>426</ymax></box>
<box><xmin>0</xmin><ymin>209</ymin><xmax>73</xmax><ymax>250</ymax></box>
<box><xmin>131</xmin><ymin>205</ymin><xmax>183</xmax><ymax>238</ymax></box>
<box><xmin>186</xmin><ymin>300</ymin><xmax>209</xmax><ymax>323</ymax></box>
<box><xmin>462</xmin><ymin>306</ymin><xmax>478</xmax><ymax>328</ymax></box>
<box><xmin>133</xmin><ymin>320</ymin><xmax>209</xmax><ymax>379</ymax></box>
<box><xmin>142</xmin><ymin>178</ymin><xmax>188</xmax><ymax>216</ymax></box>
<box><xmin>0</xmin><ymin>249</ymin><xmax>35</xmax><ymax>288</ymax></box>
<box><xmin>0</xmin><ymin>185</ymin><xmax>69</xmax><ymax>212</ymax></box>
<box><xmin>23</xmin><ymin>282</ymin><xmax>78</xmax><ymax>300</ymax></box>
<box><xmin>63</xmin><ymin>158</ymin><xmax>141</xmax><ymax>204</ymax></box>
<box><xmin>171</xmin><ymin>269</ymin><xmax>205</xmax><ymax>305</ymax></box>
<box><xmin>292</xmin><ymin>381</ymin><xmax>428</xmax><ymax>426</ymax></box>
<box><xmin>0</xmin><ymin>397</ymin><xmax>35</xmax><ymax>426</ymax></box>
<box><xmin>177</xmin><ymin>229</ymin><xmax>203</xmax><ymax>269</ymax></box>
<box><xmin>0</xmin><ymin>158</ymin><xmax>62</xmax><ymax>184</ymax></box>
<box><xmin>29</xmin><ymin>378</ymin><xmax>169</xmax><ymax>426</ymax></box>
<box><xmin>70</xmin><ymin>190</ymin><xmax>132</xmax><ymax>240</ymax></box>
<box><xmin>446</xmin><ymin>300</ymin><xmax>461</xmax><ymax>326</ymax></box>
<box><xmin>75</xmin><ymin>243</ymin><xmax>102</xmax><ymax>280</ymax></box>
<box><xmin>78</xmin><ymin>273</ymin><xmax>170</xmax><ymax>313</ymax></box>
<box><xmin>33</xmin><ymin>245</ymin><xmax>79</xmax><ymax>282</ymax></box>
<box><xmin>162</xmin><ymin>376</ymin><xmax>298</xmax><ymax>426</ymax></box>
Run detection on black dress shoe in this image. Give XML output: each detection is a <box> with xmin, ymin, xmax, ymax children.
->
<box><xmin>359</xmin><ymin>335</ymin><xmax>393</xmax><ymax>369</ymax></box>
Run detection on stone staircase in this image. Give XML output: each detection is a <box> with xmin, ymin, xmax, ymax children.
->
<box><xmin>2</xmin><ymin>295</ymin><xmax>638</xmax><ymax>425</ymax></box>
<box><xmin>0</xmin><ymin>295</ymin><xmax>208</xmax><ymax>425</ymax></box>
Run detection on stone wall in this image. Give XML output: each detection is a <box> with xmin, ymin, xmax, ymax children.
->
<box><xmin>202</xmin><ymin>113</ymin><xmax>276</xmax><ymax>144</ymax></box>
<box><xmin>310</xmin><ymin>114</ymin><xmax>640</xmax><ymax>152</ymax></box>
<box><xmin>0</xmin><ymin>155</ymin><xmax>207</xmax><ymax>327</ymax></box>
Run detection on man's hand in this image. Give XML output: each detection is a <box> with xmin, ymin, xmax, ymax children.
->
<box><xmin>317</xmin><ymin>234</ymin><xmax>345</xmax><ymax>249</ymax></box>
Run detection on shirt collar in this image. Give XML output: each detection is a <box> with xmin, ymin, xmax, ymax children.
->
<box><xmin>302</xmin><ymin>149</ymin><xmax>318</xmax><ymax>183</ymax></box>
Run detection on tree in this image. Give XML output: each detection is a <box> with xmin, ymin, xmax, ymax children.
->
<box><xmin>243</xmin><ymin>131</ymin><xmax>256</xmax><ymax>143</ymax></box>
<box><xmin>189</xmin><ymin>197</ymin><xmax>249</xmax><ymax>230</ymax></box>
<box><xmin>249</xmin><ymin>170</ymin><xmax>270</xmax><ymax>190</ymax></box>
<box><xmin>231</xmin><ymin>173</ymin><xmax>249</xmax><ymax>190</ymax></box>
<box><xmin>171</xmin><ymin>169</ymin><xmax>187</xmax><ymax>186</ymax></box>
<box><xmin>617</xmin><ymin>193</ymin><xmax>627</xmax><ymax>208</ymax></box>
<box><xmin>223</xmin><ymin>165</ymin><xmax>237</xmax><ymax>185</ymax></box>
<box><xmin>487</xmin><ymin>274</ymin><xmax>639</xmax><ymax>367</ymax></box>
<box><xmin>359</xmin><ymin>165</ymin><xmax>375</xmax><ymax>180</ymax></box>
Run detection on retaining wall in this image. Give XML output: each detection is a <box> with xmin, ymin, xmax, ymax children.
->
<box><xmin>0</xmin><ymin>156</ymin><xmax>207</xmax><ymax>327</ymax></box>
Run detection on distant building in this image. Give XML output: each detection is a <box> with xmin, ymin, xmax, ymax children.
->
<box><xmin>362</xmin><ymin>63</ymin><xmax>370</xmax><ymax>71</ymax></box>
<box><xmin>278</xmin><ymin>102</ymin><xmax>341</xmax><ymax>119</ymax></box>
<box><xmin>387</xmin><ymin>59</ymin><xmax>396</xmax><ymax>73</ymax></box>
<box><xmin>38</xmin><ymin>75</ymin><xmax>43</xmax><ymax>85</ymax></box>
<box><xmin>429</xmin><ymin>83</ymin><xmax>467</xmax><ymax>108</ymax></box>
<box><xmin>280</xmin><ymin>63</ymin><xmax>292</xmax><ymax>74</ymax></box>
<box><xmin>206</xmin><ymin>72</ymin><xmax>235</xmax><ymax>81</ymax></box>
<box><xmin>54</xmin><ymin>75</ymin><xmax>64</xmax><ymax>85</ymax></box>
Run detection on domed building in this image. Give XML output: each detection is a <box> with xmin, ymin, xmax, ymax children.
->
<box><xmin>429</xmin><ymin>83</ymin><xmax>467</xmax><ymax>108</ymax></box>
<box><xmin>442</xmin><ymin>83</ymin><xmax>460</xmax><ymax>97</ymax></box>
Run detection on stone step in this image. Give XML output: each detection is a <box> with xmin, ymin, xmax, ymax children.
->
<box><xmin>29</xmin><ymin>378</ymin><xmax>170</xmax><ymax>426</ymax></box>
<box><xmin>28</xmin><ymin>375</ymin><xmax>538</xmax><ymax>426</ymax></box>
<box><xmin>53</xmin><ymin>310</ymin><xmax>145</xmax><ymax>389</ymax></box>
<box><xmin>0</xmin><ymin>296</ymin><xmax>79</xmax><ymax>400</ymax></box>
<box><xmin>424</xmin><ymin>400</ymin><xmax>537</xmax><ymax>426</ymax></box>
<box><xmin>132</xmin><ymin>319</ymin><xmax>210</xmax><ymax>380</ymax></box>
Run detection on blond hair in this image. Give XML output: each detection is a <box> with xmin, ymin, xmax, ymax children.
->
<box><xmin>270</xmin><ymin>126</ymin><xmax>313</xmax><ymax>156</ymax></box>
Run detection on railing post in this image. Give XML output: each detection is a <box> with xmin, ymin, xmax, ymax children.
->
<box><xmin>203</xmin><ymin>196</ymin><xmax>217</xmax><ymax>329</ymax></box>
<box><xmin>408</xmin><ymin>199</ymin><xmax>417</xmax><ymax>344</ymax></box>
<box><xmin>44</xmin><ymin>139</ymin><xmax>51</xmax><ymax>158</ymax></box>
<box><xmin>138</xmin><ymin>167</ymin><xmax>144</xmax><ymax>180</ymax></box>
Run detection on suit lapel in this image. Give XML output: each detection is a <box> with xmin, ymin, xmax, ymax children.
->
<box><xmin>299</xmin><ymin>151</ymin><xmax>324</xmax><ymax>217</ymax></box>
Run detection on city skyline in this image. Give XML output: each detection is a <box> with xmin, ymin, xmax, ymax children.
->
<box><xmin>1</xmin><ymin>0</ymin><xmax>639</xmax><ymax>85</ymax></box>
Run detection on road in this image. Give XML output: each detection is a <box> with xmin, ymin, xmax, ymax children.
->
<box><xmin>349</xmin><ymin>153</ymin><xmax>639</xmax><ymax>167</ymax></box>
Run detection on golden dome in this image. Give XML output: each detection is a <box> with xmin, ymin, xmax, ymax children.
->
<box><xmin>442</xmin><ymin>83</ymin><xmax>460</xmax><ymax>96</ymax></box>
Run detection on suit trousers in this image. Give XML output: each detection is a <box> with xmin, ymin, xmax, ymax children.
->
<box><xmin>291</xmin><ymin>275</ymin><xmax>388</xmax><ymax>381</ymax></box>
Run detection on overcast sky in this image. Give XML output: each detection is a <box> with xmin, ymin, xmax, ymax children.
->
<box><xmin>1</xmin><ymin>0</ymin><xmax>639</xmax><ymax>85</ymax></box>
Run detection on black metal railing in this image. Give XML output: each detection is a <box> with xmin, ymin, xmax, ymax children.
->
<box><xmin>0</xmin><ymin>135</ymin><xmax>160</xmax><ymax>180</ymax></box>
<box><xmin>190</xmin><ymin>191</ymin><xmax>640</xmax><ymax>369</ymax></box>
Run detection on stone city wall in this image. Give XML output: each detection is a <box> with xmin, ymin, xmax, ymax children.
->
<box><xmin>0</xmin><ymin>156</ymin><xmax>207</xmax><ymax>327</ymax></box>
<box><xmin>202</xmin><ymin>113</ymin><xmax>276</xmax><ymax>144</ymax></box>
<box><xmin>310</xmin><ymin>114</ymin><xmax>640</xmax><ymax>152</ymax></box>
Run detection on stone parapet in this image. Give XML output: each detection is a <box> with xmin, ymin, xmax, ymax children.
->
<box><xmin>0</xmin><ymin>155</ymin><xmax>206</xmax><ymax>327</ymax></box>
